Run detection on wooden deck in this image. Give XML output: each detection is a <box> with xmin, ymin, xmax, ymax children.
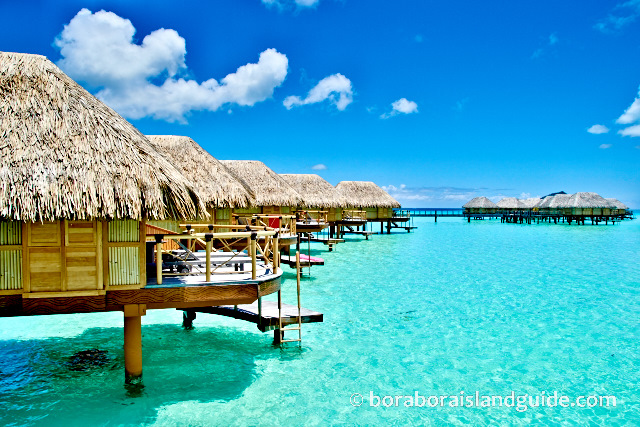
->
<box><xmin>192</xmin><ymin>301</ymin><xmax>323</xmax><ymax>332</ymax></box>
<box><xmin>341</xmin><ymin>230</ymin><xmax>375</xmax><ymax>239</ymax></box>
<box><xmin>300</xmin><ymin>235</ymin><xmax>344</xmax><ymax>245</ymax></box>
<box><xmin>280</xmin><ymin>255</ymin><xmax>324</xmax><ymax>267</ymax></box>
<box><xmin>0</xmin><ymin>271</ymin><xmax>282</xmax><ymax>317</ymax></box>
<box><xmin>296</xmin><ymin>222</ymin><xmax>329</xmax><ymax>233</ymax></box>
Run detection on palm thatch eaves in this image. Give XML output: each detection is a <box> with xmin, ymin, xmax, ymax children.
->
<box><xmin>0</xmin><ymin>52</ymin><xmax>203</xmax><ymax>221</ymax></box>
<box><xmin>220</xmin><ymin>160</ymin><xmax>303</xmax><ymax>207</ymax></box>
<box><xmin>334</xmin><ymin>181</ymin><xmax>401</xmax><ymax>208</ymax></box>
<box><xmin>280</xmin><ymin>174</ymin><xmax>347</xmax><ymax>208</ymax></box>
<box><xmin>148</xmin><ymin>135</ymin><xmax>255</xmax><ymax>209</ymax></box>
<box><xmin>463</xmin><ymin>197</ymin><xmax>498</xmax><ymax>209</ymax></box>
<box><xmin>496</xmin><ymin>197</ymin><xmax>527</xmax><ymax>209</ymax></box>
<box><xmin>606</xmin><ymin>198</ymin><xmax>629</xmax><ymax>210</ymax></box>
<box><xmin>521</xmin><ymin>197</ymin><xmax>541</xmax><ymax>208</ymax></box>
<box><xmin>564</xmin><ymin>192</ymin><xmax>614</xmax><ymax>208</ymax></box>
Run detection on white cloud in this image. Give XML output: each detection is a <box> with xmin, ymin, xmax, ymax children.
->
<box><xmin>311</xmin><ymin>164</ymin><xmax>327</xmax><ymax>170</ymax></box>
<box><xmin>55</xmin><ymin>9</ymin><xmax>288</xmax><ymax>122</ymax></box>
<box><xmin>599</xmin><ymin>143</ymin><xmax>613</xmax><ymax>149</ymax></box>
<box><xmin>616</xmin><ymin>96</ymin><xmax>640</xmax><ymax>124</ymax></box>
<box><xmin>587</xmin><ymin>124</ymin><xmax>610</xmax><ymax>134</ymax></box>
<box><xmin>618</xmin><ymin>124</ymin><xmax>640</xmax><ymax>136</ymax></box>
<box><xmin>392</xmin><ymin>98</ymin><xmax>418</xmax><ymax>114</ymax></box>
<box><xmin>595</xmin><ymin>0</ymin><xmax>640</xmax><ymax>33</ymax></box>
<box><xmin>284</xmin><ymin>73</ymin><xmax>353</xmax><ymax>111</ymax></box>
<box><xmin>381</xmin><ymin>98</ymin><xmax>418</xmax><ymax>119</ymax></box>
<box><xmin>262</xmin><ymin>0</ymin><xmax>319</xmax><ymax>9</ymax></box>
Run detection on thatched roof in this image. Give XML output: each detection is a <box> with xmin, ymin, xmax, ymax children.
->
<box><xmin>0</xmin><ymin>52</ymin><xmax>203</xmax><ymax>221</ymax></box>
<box><xmin>496</xmin><ymin>197</ymin><xmax>526</xmax><ymax>209</ymax></box>
<box><xmin>220</xmin><ymin>160</ymin><xmax>302</xmax><ymax>207</ymax></box>
<box><xmin>521</xmin><ymin>197</ymin><xmax>541</xmax><ymax>208</ymax></box>
<box><xmin>536</xmin><ymin>194</ymin><xmax>572</xmax><ymax>209</ymax></box>
<box><xmin>463</xmin><ymin>197</ymin><xmax>497</xmax><ymax>209</ymax></box>
<box><xmin>564</xmin><ymin>192</ymin><xmax>613</xmax><ymax>208</ymax></box>
<box><xmin>334</xmin><ymin>181</ymin><xmax>401</xmax><ymax>208</ymax></box>
<box><xmin>147</xmin><ymin>135</ymin><xmax>255</xmax><ymax>209</ymax></box>
<box><xmin>280</xmin><ymin>174</ymin><xmax>347</xmax><ymax>208</ymax></box>
<box><xmin>606</xmin><ymin>198</ymin><xmax>629</xmax><ymax>210</ymax></box>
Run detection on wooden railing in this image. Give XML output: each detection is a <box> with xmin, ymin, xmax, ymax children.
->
<box><xmin>232</xmin><ymin>214</ymin><xmax>297</xmax><ymax>236</ymax></box>
<box><xmin>296</xmin><ymin>210</ymin><xmax>328</xmax><ymax>224</ymax></box>
<box><xmin>152</xmin><ymin>230</ymin><xmax>279</xmax><ymax>285</ymax></box>
<box><xmin>342</xmin><ymin>210</ymin><xmax>367</xmax><ymax>221</ymax></box>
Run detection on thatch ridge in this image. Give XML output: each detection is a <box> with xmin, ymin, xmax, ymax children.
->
<box><xmin>536</xmin><ymin>194</ymin><xmax>572</xmax><ymax>209</ymax></box>
<box><xmin>148</xmin><ymin>135</ymin><xmax>255</xmax><ymax>209</ymax></box>
<box><xmin>463</xmin><ymin>197</ymin><xmax>497</xmax><ymax>209</ymax></box>
<box><xmin>280</xmin><ymin>174</ymin><xmax>347</xmax><ymax>208</ymax></box>
<box><xmin>496</xmin><ymin>197</ymin><xmax>526</xmax><ymax>209</ymax></box>
<box><xmin>220</xmin><ymin>160</ymin><xmax>302</xmax><ymax>207</ymax></box>
<box><xmin>0</xmin><ymin>52</ymin><xmax>203</xmax><ymax>221</ymax></box>
<box><xmin>334</xmin><ymin>181</ymin><xmax>401</xmax><ymax>208</ymax></box>
<box><xmin>521</xmin><ymin>197</ymin><xmax>541</xmax><ymax>208</ymax></box>
<box><xmin>606</xmin><ymin>198</ymin><xmax>629</xmax><ymax>210</ymax></box>
<box><xmin>564</xmin><ymin>192</ymin><xmax>613</xmax><ymax>208</ymax></box>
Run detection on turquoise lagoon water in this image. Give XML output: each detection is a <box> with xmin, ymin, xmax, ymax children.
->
<box><xmin>0</xmin><ymin>217</ymin><xmax>639</xmax><ymax>426</ymax></box>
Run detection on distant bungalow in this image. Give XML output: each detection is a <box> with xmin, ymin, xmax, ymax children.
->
<box><xmin>335</xmin><ymin>181</ymin><xmax>406</xmax><ymax>233</ymax></box>
<box><xmin>220</xmin><ymin>160</ymin><xmax>302</xmax><ymax>248</ymax></box>
<box><xmin>279</xmin><ymin>173</ymin><xmax>344</xmax><ymax>233</ymax></box>
<box><xmin>463</xmin><ymin>192</ymin><xmax>631</xmax><ymax>224</ymax></box>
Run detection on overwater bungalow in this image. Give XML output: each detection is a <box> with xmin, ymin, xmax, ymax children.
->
<box><xmin>496</xmin><ymin>197</ymin><xmax>527</xmax><ymax>212</ymax></box>
<box><xmin>278</xmin><ymin>174</ymin><xmax>341</xmax><ymax>233</ymax></box>
<box><xmin>335</xmin><ymin>181</ymin><xmax>404</xmax><ymax>233</ymax></box>
<box><xmin>147</xmin><ymin>135</ymin><xmax>255</xmax><ymax>233</ymax></box>
<box><xmin>462</xmin><ymin>197</ymin><xmax>498</xmax><ymax>220</ymax></box>
<box><xmin>521</xmin><ymin>198</ymin><xmax>542</xmax><ymax>211</ymax></box>
<box><xmin>536</xmin><ymin>193</ymin><xmax>571</xmax><ymax>213</ymax></box>
<box><xmin>497</xmin><ymin>197</ymin><xmax>543</xmax><ymax>223</ymax></box>
<box><xmin>220</xmin><ymin>160</ymin><xmax>304</xmax><ymax>254</ymax></box>
<box><xmin>0</xmin><ymin>52</ymin><xmax>292</xmax><ymax>382</ymax></box>
<box><xmin>524</xmin><ymin>192</ymin><xmax>627</xmax><ymax>224</ymax></box>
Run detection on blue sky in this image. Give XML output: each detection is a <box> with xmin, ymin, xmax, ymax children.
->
<box><xmin>1</xmin><ymin>0</ymin><xmax>639</xmax><ymax>207</ymax></box>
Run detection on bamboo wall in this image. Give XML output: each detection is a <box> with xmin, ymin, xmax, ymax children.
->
<box><xmin>365</xmin><ymin>208</ymin><xmax>378</xmax><ymax>219</ymax></box>
<box><xmin>0</xmin><ymin>221</ymin><xmax>22</xmax><ymax>291</ymax></box>
<box><xmin>327</xmin><ymin>208</ymin><xmax>343</xmax><ymax>222</ymax></box>
<box><xmin>377</xmin><ymin>207</ymin><xmax>393</xmax><ymax>219</ymax></box>
<box><xmin>0</xmin><ymin>219</ymin><xmax>146</xmax><ymax>295</ymax></box>
<box><xmin>106</xmin><ymin>220</ymin><xmax>145</xmax><ymax>288</ymax></box>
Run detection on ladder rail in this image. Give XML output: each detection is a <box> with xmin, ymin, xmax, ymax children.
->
<box><xmin>276</xmin><ymin>250</ymin><xmax>303</xmax><ymax>344</ymax></box>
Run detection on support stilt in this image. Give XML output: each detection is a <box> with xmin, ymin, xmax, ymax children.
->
<box><xmin>124</xmin><ymin>305</ymin><xmax>145</xmax><ymax>384</ymax></box>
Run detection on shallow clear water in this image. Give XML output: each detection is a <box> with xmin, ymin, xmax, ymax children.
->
<box><xmin>1</xmin><ymin>217</ymin><xmax>639</xmax><ymax>426</ymax></box>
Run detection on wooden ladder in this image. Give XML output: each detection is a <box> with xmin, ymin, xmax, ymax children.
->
<box><xmin>276</xmin><ymin>251</ymin><xmax>302</xmax><ymax>344</ymax></box>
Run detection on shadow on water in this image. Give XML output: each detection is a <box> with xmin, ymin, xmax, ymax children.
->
<box><xmin>0</xmin><ymin>320</ymin><xmax>290</xmax><ymax>426</ymax></box>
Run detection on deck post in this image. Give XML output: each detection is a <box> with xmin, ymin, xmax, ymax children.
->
<box><xmin>154</xmin><ymin>234</ymin><xmax>164</xmax><ymax>285</ymax></box>
<box><xmin>274</xmin><ymin>289</ymin><xmax>282</xmax><ymax>345</ymax></box>
<box><xmin>124</xmin><ymin>304</ymin><xmax>146</xmax><ymax>384</ymax></box>
<box><xmin>273</xmin><ymin>233</ymin><xmax>279</xmax><ymax>270</ymax></box>
<box><xmin>250</xmin><ymin>232</ymin><xmax>257</xmax><ymax>280</ymax></box>
<box><xmin>205</xmin><ymin>234</ymin><xmax>212</xmax><ymax>282</ymax></box>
